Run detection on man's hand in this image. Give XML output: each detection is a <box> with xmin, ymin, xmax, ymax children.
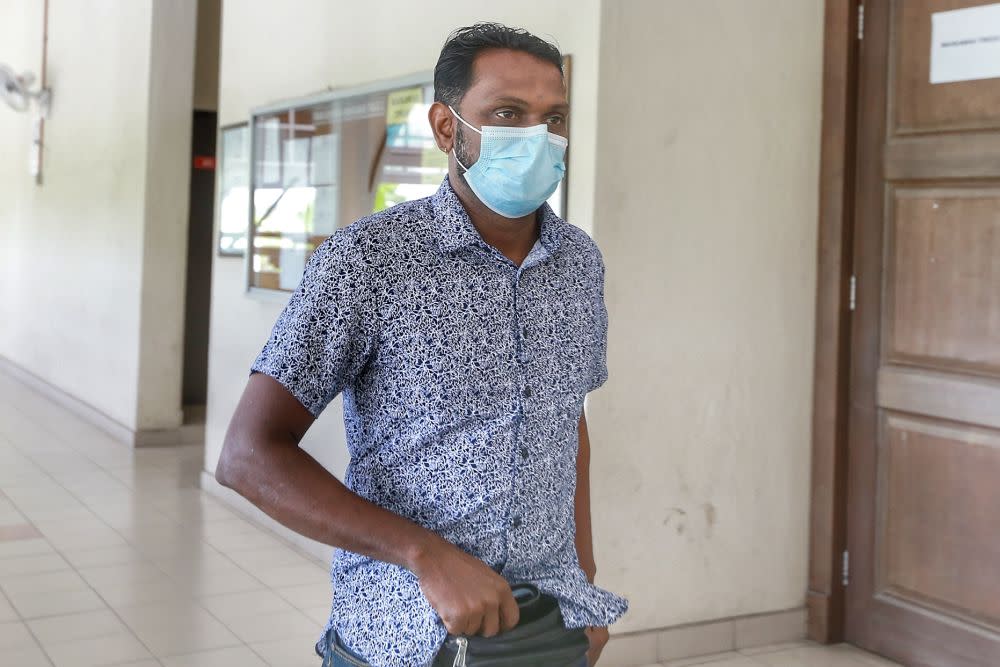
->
<box><xmin>411</xmin><ymin>537</ymin><xmax>520</xmax><ymax>637</ymax></box>
<box><xmin>585</xmin><ymin>625</ymin><xmax>609</xmax><ymax>665</ymax></box>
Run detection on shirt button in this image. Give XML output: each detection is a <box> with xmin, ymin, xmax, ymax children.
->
<box><xmin>511</xmin><ymin>516</ymin><xmax>522</xmax><ymax>528</ymax></box>
<box><xmin>523</xmin><ymin>386</ymin><xmax>532</xmax><ymax>398</ymax></box>
<box><xmin>520</xmin><ymin>446</ymin><xmax>529</xmax><ymax>458</ymax></box>
<box><xmin>522</xmin><ymin>326</ymin><xmax>529</xmax><ymax>338</ymax></box>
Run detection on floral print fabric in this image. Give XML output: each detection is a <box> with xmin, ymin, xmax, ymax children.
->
<box><xmin>251</xmin><ymin>177</ymin><xmax>628</xmax><ymax>667</ymax></box>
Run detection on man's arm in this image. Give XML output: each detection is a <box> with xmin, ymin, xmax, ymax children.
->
<box><xmin>575</xmin><ymin>409</ymin><xmax>597</xmax><ymax>583</ymax></box>
<box><xmin>215</xmin><ymin>372</ymin><xmax>519</xmax><ymax>637</ymax></box>
<box><xmin>577</xmin><ymin>407</ymin><xmax>612</xmax><ymax>666</ymax></box>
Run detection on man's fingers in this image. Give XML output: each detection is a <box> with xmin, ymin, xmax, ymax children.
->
<box><xmin>479</xmin><ymin>604</ymin><xmax>501</xmax><ymax>637</ymax></box>
<box><xmin>498</xmin><ymin>589</ymin><xmax>520</xmax><ymax>632</ymax></box>
<box><xmin>586</xmin><ymin>625</ymin><xmax>608</xmax><ymax>666</ymax></box>
<box><xmin>441</xmin><ymin>613</ymin><xmax>463</xmax><ymax>636</ymax></box>
<box><xmin>462</xmin><ymin>606</ymin><xmax>485</xmax><ymax>637</ymax></box>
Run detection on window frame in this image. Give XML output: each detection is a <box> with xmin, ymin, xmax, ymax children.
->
<box><xmin>244</xmin><ymin>71</ymin><xmax>434</xmax><ymax>297</ymax></box>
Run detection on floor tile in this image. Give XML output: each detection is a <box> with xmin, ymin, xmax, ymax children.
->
<box><xmin>7</xmin><ymin>587</ymin><xmax>107</xmax><ymax>619</ymax></box>
<box><xmin>44</xmin><ymin>631</ymin><xmax>153</xmax><ymax>667</ymax></box>
<box><xmin>753</xmin><ymin>646</ymin><xmax>908</xmax><ymax>667</ymax></box>
<box><xmin>664</xmin><ymin>651</ymin><xmax>760</xmax><ymax>667</ymax></box>
<box><xmin>740</xmin><ymin>640</ymin><xmax>816</xmax><ymax>655</ymax></box>
<box><xmin>97</xmin><ymin>576</ymin><xmax>193</xmax><ymax>609</ymax></box>
<box><xmin>273</xmin><ymin>583</ymin><xmax>332</xmax><ymax>611</ymax></box>
<box><xmin>199</xmin><ymin>590</ymin><xmax>296</xmax><ymax>624</ymax></box>
<box><xmin>160</xmin><ymin>645</ymin><xmax>267</xmax><ymax>666</ymax></box>
<box><xmin>61</xmin><ymin>544</ymin><xmax>150</xmax><ymax>569</ymax></box>
<box><xmin>301</xmin><ymin>606</ymin><xmax>331</xmax><ymax>626</ymax></box>
<box><xmin>32</xmin><ymin>520</ymin><xmax>126</xmax><ymax>552</ymax></box>
<box><xmin>175</xmin><ymin>565</ymin><xmax>264</xmax><ymax>597</ymax></box>
<box><xmin>203</xmin><ymin>528</ymin><xmax>284</xmax><ymax>553</ymax></box>
<box><xmin>247</xmin><ymin>636</ymin><xmax>325</xmax><ymax>667</ymax></box>
<box><xmin>250</xmin><ymin>562</ymin><xmax>327</xmax><ymax>588</ymax></box>
<box><xmin>0</xmin><ymin>620</ymin><xmax>36</xmax><ymax>649</ymax></box>
<box><xmin>221</xmin><ymin>608</ymin><xmax>319</xmax><ymax>643</ymax></box>
<box><xmin>28</xmin><ymin>609</ymin><xmax>131</xmax><ymax>646</ymax></box>
<box><xmin>0</xmin><ymin>523</ymin><xmax>42</xmax><ymax>542</ymax></box>
<box><xmin>0</xmin><ymin>537</ymin><xmax>56</xmax><ymax>560</ymax></box>
<box><xmin>225</xmin><ymin>546</ymin><xmax>313</xmax><ymax>570</ymax></box>
<box><xmin>1</xmin><ymin>569</ymin><xmax>89</xmax><ymax>596</ymax></box>
<box><xmin>115</xmin><ymin>601</ymin><xmax>242</xmax><ymax>657</ymax></box>
<box><xmin>0</xmin><ymin>642</ymin><xmax>54</xmax><ymax>666</ymax></box>
<box><xmin>17</xmin><ymin>505</ymin><xmax>96</xmax><ymax>523</ymax></box>
<box><xmin>0</xmin><ymin>552</ymin><xmax>71</xmax><ymax>578</ymax></box>
<box><xmin>78</xmin><ymin>562</ymin><xmax>167</xmax><ymax>589</ymax></box>
<box><xmin>150</xmin><ymin>549</ymin><xmax>237</xmax><ymax>579</ymax></box>
<box><xmin>0</xmin><ymin>592</ymin><xmax>18</xmax><ymax>622</ymax></box>
<box><xmin>827</xmin><ymin>644</ymin><xmax>904</xmax><ymax>667</ymax></box>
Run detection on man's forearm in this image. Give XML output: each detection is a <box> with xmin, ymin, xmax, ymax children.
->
<box><xmin>217</xmin><ymin>436</ymin><xmax>447</xmax><ymax>576</ymax></box>
<box><xmin>575</xmin><ymin>412</ymin><xmax>597</xmax><ymax>582</ymax></box>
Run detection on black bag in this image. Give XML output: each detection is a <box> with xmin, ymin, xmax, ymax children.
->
<box><xmin>431</xmin><ymin>583</ymin><xmax>590</xmax><ymax>667</ymax></box>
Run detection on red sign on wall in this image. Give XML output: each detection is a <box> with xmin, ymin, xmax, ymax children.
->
<box><xmin>193</xmin><ymin>156</ymin><xmax>216</xmax><ymax>170</ymax></box>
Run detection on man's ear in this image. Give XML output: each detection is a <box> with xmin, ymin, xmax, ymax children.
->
<box><xmin>428</xmin><ymin>101</ymin><xmax>455</xmax><ymax>154</ymax></box>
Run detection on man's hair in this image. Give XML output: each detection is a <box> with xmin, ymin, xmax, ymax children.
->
<box><xmin>434</xmin><ymin>23</ymin><xmax>563</xmax><ymax>107</ymax></box>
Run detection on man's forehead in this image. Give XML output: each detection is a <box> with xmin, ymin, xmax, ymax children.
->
<box><xmin>467</xmin><ymin>49</ymin><xmax>566</xmax><ymax>104</ymax></box>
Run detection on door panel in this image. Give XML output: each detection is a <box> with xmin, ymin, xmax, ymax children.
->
<box><xmin>894</xmin><ymin>0</ymin><xmax>1000</xmax><ymax>132</ymax></box>
<box><xmin>847</xmin><ymin>1</ymin><xmax>1000</xmax><ymax>665</ymax></box>
<box><xmin>881</xmin><ymin>413</ymin><xmax>1000</xmax><ymax>629</ymax></box>
<box><xmin>887</xmin><ymin>190</ymin><xmax>1000</xmax><ymax>374</ymax></box>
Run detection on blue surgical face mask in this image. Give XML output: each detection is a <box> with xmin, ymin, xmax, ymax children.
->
<box><xmin>449</xmin><ymin>105</ymin><xmax>568</xmax><ymax>219</ymax></box>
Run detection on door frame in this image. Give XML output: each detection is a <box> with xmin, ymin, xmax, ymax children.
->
<box><xmin>807</xmin><ymin>0</ymin><xmax>862</xmax><ymax>644</ymax></box>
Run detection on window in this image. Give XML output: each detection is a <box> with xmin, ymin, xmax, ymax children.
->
<box><xmin>217</xmin><ymin>123</ymin><xmax>249</xmax><ymax>256</ymax></box>
<box><xmin>247</xmin><ymin>76</ymin><xmax>447</xmax><ymax>292</ymax></box>
<box><xmin>246</xmin><ymin>68</ymin><xmax>570</xmax><ymax>293</ymax></box>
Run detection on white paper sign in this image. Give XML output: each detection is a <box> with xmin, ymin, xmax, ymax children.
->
<box><xmin>930</xmin><ymin>3</ymin><xmax>1000</xmax><ymax>84</ymax></box>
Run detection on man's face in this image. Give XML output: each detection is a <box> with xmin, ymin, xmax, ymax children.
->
<box><xmin>451</xmin><ymin>48</ymin><xmax>569</xmax><ymax>172</ymax></box>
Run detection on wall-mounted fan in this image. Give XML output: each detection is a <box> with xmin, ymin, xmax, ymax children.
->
<box><xmin>1</xmin><ymin>63</ymin><xmax>51</xmax><ymax>117</ymax></box>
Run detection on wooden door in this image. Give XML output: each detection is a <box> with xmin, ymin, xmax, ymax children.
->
<box><xmin>847</xmin><ymin>1</ymin><xmax>1000</xmax><ymax>665</ymax></box>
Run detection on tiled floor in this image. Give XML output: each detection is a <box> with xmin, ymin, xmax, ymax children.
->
<box><xmin>0</xmin><ymin>372</ymin><xmax>903</xmax><ymax>667</ymax></box>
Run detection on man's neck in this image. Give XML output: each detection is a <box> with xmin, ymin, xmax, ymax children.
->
<box><xmin>450</xmin><ymin>171</ymin><xmax>539</xmax><ymax>265</ymax></box>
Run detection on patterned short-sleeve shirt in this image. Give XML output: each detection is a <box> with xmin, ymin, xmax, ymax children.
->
<box><xmin>250</xmin><ymin>176</ymin><xmax>628</xmax><ymax>667</ymax></box>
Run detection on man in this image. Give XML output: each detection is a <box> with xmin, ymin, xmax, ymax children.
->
<box><xmin>216</xmin><ymin>23</ymin><xmax>627</xmax><ymax>667</ymax></box>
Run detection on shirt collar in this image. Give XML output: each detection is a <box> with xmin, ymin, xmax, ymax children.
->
<box><xmin>430</xmin><ymin>176</ymin><xmax>564</xmax><ymax>255</ymax></box>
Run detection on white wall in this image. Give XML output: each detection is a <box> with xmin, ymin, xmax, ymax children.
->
<box><xmin>204</xmin><ymin>0</ymin><xmax>603</xmax><ymax>540</ymax></box>
<box><xmin>0</xmin><ymin>0</ymin><xmax>197</xmax><ymax>435</ymax></box>
<box><xmin>0</xmin><ymin>0</ymin><xmax>152</xmax><ymax>430</ymax></box>
<box><xmin>587</xmin><ymin>0</ymin><xmax>824</xmax><ymax>632</ymax></box>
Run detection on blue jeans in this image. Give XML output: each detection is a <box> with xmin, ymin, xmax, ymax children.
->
<box><xmin>318</xmin><ymin>626</ymin><xmax>589</xmax><ymax>666</ymax></box>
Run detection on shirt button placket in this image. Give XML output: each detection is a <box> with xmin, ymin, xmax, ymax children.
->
<box><xmin>510</xmin><ymin>266</ymin><xmax>530</xmax><ymax>555</ymax></box>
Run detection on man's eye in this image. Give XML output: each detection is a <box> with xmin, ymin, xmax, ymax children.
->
<box><xmin>496</xmin><ymin>109</ymin><xmax>516</xmax><ymax>120</ymax></box>
<box><xmin>547</xmin><ymin>116</ymin><xmax>565</xmax><ymax>126</ymax></box>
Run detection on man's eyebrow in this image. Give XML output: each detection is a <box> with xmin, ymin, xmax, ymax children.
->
<box><xmin>490</xmin><ymin>96</ymin><xmax>570</xmax><ymax>112</ymax></box>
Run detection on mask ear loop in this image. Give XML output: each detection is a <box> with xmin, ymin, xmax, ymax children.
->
<box><xmin>448</xmin><ymin>105</ymin><xmax>482</xmax><ymax>135</ymax></box>
<box><xmin>448</xmin><ymin>105</ymin><xmax>481</xmax><ymax>172</ymax></box>
<box><xmin>452</xmin><ymin>149</ymin><xmax>470</xmax><ymax>173</ymax></box>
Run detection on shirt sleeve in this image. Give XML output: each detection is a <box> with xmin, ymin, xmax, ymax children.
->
<box><xmin>587</xmin><ymin>252</ymin><xmax>609</xmax><ymax>393</ymax></box>
<box><xmin>249</xmin><ymin>229</ymin><xmax>377</xmax><ymax>418</ymax></box>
